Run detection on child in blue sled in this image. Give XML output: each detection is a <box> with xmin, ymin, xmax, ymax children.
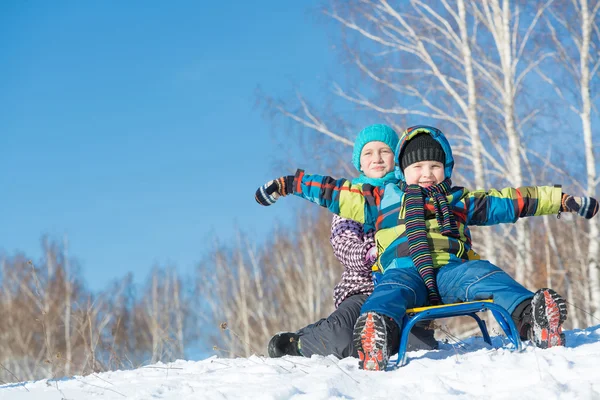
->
<box><xmin>255</xmin><ymin>125</ymin><xmax>598</xmax><ymax>371</ymax></box>
<box><xmin>267</xmin><ymin>124</ymin><xmax>437</xmax><ymax>359</ymax></box>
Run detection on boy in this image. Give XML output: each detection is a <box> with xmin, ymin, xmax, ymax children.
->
<box><xmin>255</xmin><ymin>125</ymin><xmax>598</xmax><ymax>371</ymax></box>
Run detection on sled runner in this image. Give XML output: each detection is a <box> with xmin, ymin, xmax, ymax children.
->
<box><xmin>393</xmin><ymin>299</ymin><xmax>522</xmax><ymax>367</ymax></box>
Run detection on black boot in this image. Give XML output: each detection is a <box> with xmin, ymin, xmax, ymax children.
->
<box><xmin>267</xmin><ymin>332</ymin><xmax>303</xmax><ymax>357</ymax></box>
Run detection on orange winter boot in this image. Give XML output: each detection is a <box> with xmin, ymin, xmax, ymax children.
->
<box><xmin>353</xmin><ymin>312</ymin><xmax>390</xmax><ymax>371</ymax></box>
<box><xmin>529</xmin><ymin>288</ymin><xmax>568</xmax><ymax>348</ymax></box>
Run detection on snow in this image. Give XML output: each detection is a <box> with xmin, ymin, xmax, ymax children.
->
<box><xmin>2</xmin><ymin>325</ymin><xmax>600</xmax><ymax>400</ymax></box>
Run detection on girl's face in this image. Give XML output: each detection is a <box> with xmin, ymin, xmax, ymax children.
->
<box><xmin>403</xmin><ymin>160</ymin><xmax>445</xmax><ymax>187</ymax></box>
<box><xmin>359</xmin><ymin>141</ymin><xmax>395</xmax><ymax>179</ymax></box>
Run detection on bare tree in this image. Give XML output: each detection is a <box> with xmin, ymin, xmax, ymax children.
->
<box><xmin>203</xmin><ymin>210</ymin><xmax>341</xmax><ymax>357</ymax></box>
<box><xmin>537</xmin><ymin>0</ymin><xmax>600</xmax><ymax>320</ymax></box>
<box><xmin>266</xmin><ymin>1</ymin><xmax>557</xmax><ymax>284</ymax></box>
<box><xmin>0</xmin><ymin>240</ymin><xmax>197</xmax><ymax>383</ymax></box>
<box><xmin>325</xmin><ymin>0</ymin><xmax>501</xmax><ymax>263</ymax></box>
<box><xmin>135</xmin><ymin>267</ymin><xmax>189</xmax><ymax>363</ymax></box>
<box><xmin>62</xmin><ymin>236</ymin><xmax>73</xmax><ymax>376</ymax></box>
<box><xmin>466</xmin><ymin>0</ymin><xmax>559</xmax><ymax>286</ymax></box>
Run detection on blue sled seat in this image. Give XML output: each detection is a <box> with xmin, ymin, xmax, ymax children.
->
<box><xmin>393</xmin><ymin>300</ymin><xmax>522</xmax><ymax>367</ymax></box>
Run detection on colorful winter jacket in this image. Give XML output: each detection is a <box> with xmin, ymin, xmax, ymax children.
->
<box><xmin>330</xmin><ymin>215</ymin><xmax>375</xmax><ymax>308</ymax></box>
<box><xmin>290</xmin><ymin>126</ymin><xmax>563</xmax><ymax>273</ymax></box>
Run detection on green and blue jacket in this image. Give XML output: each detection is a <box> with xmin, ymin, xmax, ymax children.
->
<box><xmin>290</xmin><ymin>126</ymin><xmax>562</xmax><ymax>273</ymax></box>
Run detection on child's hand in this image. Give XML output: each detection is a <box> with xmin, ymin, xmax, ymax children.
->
<box><xmin>561</xmin><ymin>193</ymin><xmax>599</xmax><ymax>219</ymax></box>
<box><xmin>365</xmin><ymin>246</ymin><xmax>378</xmax><ymax>264</ymax></box>
<box><xmin>255</xmin><ymin>176</ymin><xmax>294</xmax><ymax>206</ymax></box>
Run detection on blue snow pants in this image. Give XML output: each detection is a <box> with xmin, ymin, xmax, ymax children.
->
<box><xmin>360</xmin><ymin>260</ymin><xmax>534</xmax><ymax>326</ymax></box>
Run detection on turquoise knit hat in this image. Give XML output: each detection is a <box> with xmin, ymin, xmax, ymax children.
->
<box><xmin>352</xmin><ymin>124</ymin><xmax>399</xmax><ymax>171</ymax></box>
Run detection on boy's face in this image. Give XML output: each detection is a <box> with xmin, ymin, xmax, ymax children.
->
<box><xmin>360</xmin><ymin>141</ymin><xmax>395</xmax><ymax>178</ymax></box>
<box><xmin>403</xmin><ymin>160</ymin><xmax>445</xmax><ymax>187</ymax></box>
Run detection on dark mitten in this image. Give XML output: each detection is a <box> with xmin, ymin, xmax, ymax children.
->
<box><xmin>560</xmin><ymin>193</ymin><xmax>599</xmax><ymax>219</ymax></box>
<box><xmin>255</xmin><ymin>176</ymin><xmax>294</xmax><ymax>206</ymax></box>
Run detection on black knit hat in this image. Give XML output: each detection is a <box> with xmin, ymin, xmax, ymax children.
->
<box><xmin>400</xmin><ymin>133</ymin><xmax>445</xmax><ymax>171</ymax></box>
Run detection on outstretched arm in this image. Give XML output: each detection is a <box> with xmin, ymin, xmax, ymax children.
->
<box><xmin>463</xmin><ymin>185</ymin><xmax>561</xmax><ymax>226</ymax></box>
<box><xmin>462</xmin><ymin>185</ymin><xmax>598</xmax><ymax>226</ymax></box>
<box><xmin>255</xmin><ymin>169</ymin><xmax>381</xmax><ymax>226</ymax></box>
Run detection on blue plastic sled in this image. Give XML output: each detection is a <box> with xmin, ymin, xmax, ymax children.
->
<box><xmin>392</xmin><ymin>299</ymin><xmax>522</xmax><ymax>367</ymax></box>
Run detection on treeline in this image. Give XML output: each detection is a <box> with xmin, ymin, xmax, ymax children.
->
<box><xmin>0</xmin><ymin>210</ymin><xmax>341</xmax><ymax>383</ymax></box>
<box><xmin>0</xmin><ymin>238</ymin><xmax>196</xmax><ymax>383</ymax></box>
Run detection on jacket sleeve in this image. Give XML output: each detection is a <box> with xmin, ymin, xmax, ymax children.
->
<box><xmin>290</xmin><ymin>169</ymin><xmax>379</xmax><ymax>226</ymax></box>
<box><xmin>462</xmin><ymin>185</ymin><xmax>562</xmax><ymax>226</ymax></box>
<box><xmin>330</xmin><ymin>215</ymin><xmax>375</xmax><ymax>273</ymax></box>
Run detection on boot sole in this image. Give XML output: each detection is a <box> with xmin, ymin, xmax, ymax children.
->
<box><xmin>531</xmin><ymin>288</ymin><xmax>568</xmax><ymax>349</ymax></box>
<box><xmin>353</xmin><ymin>312</ymin><xmax>388</xmax><ymax>371</ymax></box>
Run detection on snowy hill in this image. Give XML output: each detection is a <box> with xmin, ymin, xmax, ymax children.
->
<box><xmin>2</xmin><ymin>325</ymin><xmax>600</xmax><ymax>400</ymax></box>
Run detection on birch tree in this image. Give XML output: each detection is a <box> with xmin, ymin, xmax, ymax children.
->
<box><xmin>326</xmin><ymin>0</ymin><xmax>502</xmax><ymax>263</ymax></box>
<box><xmin>539</xmin><ymin>0</ymin><xmax>600</xmax><ymax>320</ymax></box>
<box><xmin>267</xmin><ymin>1</ymin><xmax>556</xmax><ymax>284</ymax></box>
<box><xmin>137</xmin><ymin>267</ymin><xmax>189</xmax><ymax>363</ymax></box>
<box><xmin>466</xmin><ymin>0</ymin><xmax>558</xmax><ymax>286</ymax></box>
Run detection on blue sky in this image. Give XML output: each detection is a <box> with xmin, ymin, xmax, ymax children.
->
<box><xmin>0</xmin><ymin>1</ymin><xmax>337</xmax><ymax>290</ymax></box>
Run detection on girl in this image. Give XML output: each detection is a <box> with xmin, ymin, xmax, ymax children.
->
<box><xmin>267</xmin><ymin>124</ymin><xmax>437</xmax><ymax>359</ymax></box>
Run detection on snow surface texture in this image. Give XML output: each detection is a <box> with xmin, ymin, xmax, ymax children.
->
<box><xmin>2</xmin><ymin>325</ymin><xmax>600</xmax><ymax>400</ymax></box>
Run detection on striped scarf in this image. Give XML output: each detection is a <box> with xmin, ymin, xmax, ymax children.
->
<box><xmin>398</xmin><ymin>178</ymin><xmax>458</xmax><ymax>305</ymax></box>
